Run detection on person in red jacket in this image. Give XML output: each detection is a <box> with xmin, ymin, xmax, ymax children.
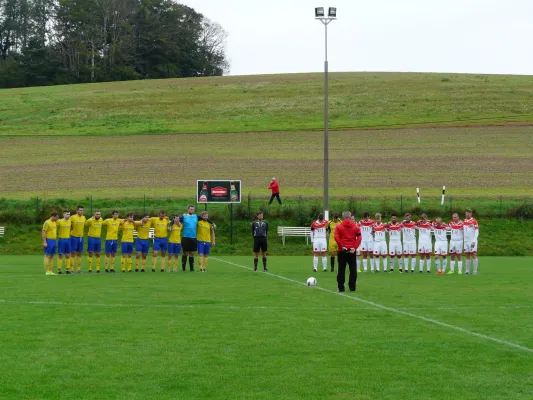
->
<box><xmin>268</xmin><ymin>177</ymin><xmax>282</xmax><ymax>205</ymax></box>
<box><xmin>334</xmin><ymin>211</ymin><xmax>362</xmax><ymax>292</ymax></box>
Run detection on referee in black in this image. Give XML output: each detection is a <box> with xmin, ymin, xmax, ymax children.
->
<box><xmin>252</xmin><ymin>211</ymin><xmax>268</xmax><ymax>272</ymax></box>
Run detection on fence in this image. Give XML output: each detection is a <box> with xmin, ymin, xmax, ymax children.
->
<box><xmin>1</xmin><ymin>194</ymin><xmax>532</xmax><ymax>224</ymax></box>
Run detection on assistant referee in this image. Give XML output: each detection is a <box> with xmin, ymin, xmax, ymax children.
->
<box><xmin>252</xmin><ymin>212</ymin><xmax>268</xmax><ymax>272</ymax></box>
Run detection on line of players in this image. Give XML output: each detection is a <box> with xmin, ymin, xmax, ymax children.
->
<box><xmin>311</xmin><ymin>209</ymin><xmax>480</xmax><ymax>275</ymax></box>
<box><xmin>41</xmin><ymin>205</ymin><xmax>216</xmax><ymax>275</ymax></box>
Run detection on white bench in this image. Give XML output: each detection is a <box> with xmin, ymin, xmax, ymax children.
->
<box><xmin>133</xmin><ymin>228</ymin><xmax>155</xmax><ymax>242</ymax></box>
<box><xmin>0</xmin><ymin>226</ymin><xmax>4</xmax><ymax>238</ymax></box>
<box><xmin>277</xmin><ymin>226</ymin><xmax>312</xmax><ymax>246</ymax></box>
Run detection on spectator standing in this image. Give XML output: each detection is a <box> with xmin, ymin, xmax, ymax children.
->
<box><xmin>268</xmin><ymin>177</ymin><xmax>282</xmax><ymax>205</ymax></box>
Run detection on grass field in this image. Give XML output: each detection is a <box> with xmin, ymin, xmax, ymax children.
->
<box><xmin>2</xmin><ymin>72</ymin><xmax>533</xmax><ymax>136</ymax></box>
<box><xmin>0</xmin><ymin>255</ymin><xmax>532</xmax><ymax>399</ymax></box>
<box><xmin>1</xmin><ymin>126</ymin><xmax>533</xmax><ymax>198</ymax></box>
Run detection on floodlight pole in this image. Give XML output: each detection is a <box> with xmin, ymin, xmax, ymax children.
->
<box><xmin>316</xmin><ymin>14</ymin><xmax>335</xmax><ymax>221</ymax></box>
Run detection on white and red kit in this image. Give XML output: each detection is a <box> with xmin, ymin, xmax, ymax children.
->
<box><xmin>358</xmin><ymin>219</ymin><xmax>375</xmax><ymax>253</ymax></box>
<box><xmin>449</xmin><ymin>221</ymin><xmax>464</xmax><ymax>254</ymax></box>
<box><xmin>401</xmin><ymin>220</ymin><xmax>417</xmax><ymax>255</ymax></box>
<box><xmin>311</xmin><ymin>219</ymin><xmax>328</xmax><ymax>252</ymax></box>
<box><xmin>387</xmin><ymin>223</ymin><xmax>403</xmax><ymax>256</ymax></box>
<box><xmin>417</xmin><ymin>220</ymin><xmax>433</xmax><ymax>254</ymax></box>
<box><xmin>372</xmin><ymin>223</ymin><xmax>388</xmax><ymax>256</ymax></box>
<box><xmin>432</xmin><ymin>222</ymin><xmax>449</xmax><ymax>255</ymax></box>
<box><xmin>463</xmin><ymin>218</ymin><xmax>479</xmax><ymax>253</ymax></box>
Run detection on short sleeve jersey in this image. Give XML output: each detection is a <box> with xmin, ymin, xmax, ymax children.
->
<box><xmin>182</xmin><ymin>214</ymin><xmax>200</xmax><ymax>239</ymax></box>
<box><xmin>70</xmin><ymin>214</ymin><xmax>86</xmax><ymax>237</ymax></box>
<box><xmin>104</xmin><ymin>218</ymin><xmax>122</xmax><ymax>240</ymax></box>
<box><xmin>372</xmin><ymin>223</ymin><xmax>387</xmax><ymax>242</ymax></box>
<box><xmin>327</xmin><ymin>220</ymin><xmax>341</xmax><ymax>240</ymax></box>
<box><xmin>358</xmin><ymin>219</ymin><xmax>375</xmax><ymax>241</ymax></box>
<box><xmin>85</xmin><ymin>218</ymin><xmax>104</xmax><ymax>238</ymax></box>
<box><xmin>433</xmin><ymin>222</ymin><xmax>448</xmax><ymax>242</ymax></box>
<box><xmin>417</xmin><ymin>221</ymin><xmax>432</xmax><ymax>243</ymax></box>
<box><xmin>311</xmin><ymin>220</ymin><xmax>328</xmax><ymax>239</ymax></box>
<box><xmin>386</xmin><ymin>222</ymin><xmax>402</xmax><ymax>242</ymax></box>
<box><xmin>134</xmin><ymin>220</ymin><xmax>152</xmax><ymax>240</ymax></box>
<box><xmin>401</xmin><ymin>221</ymin><xmax>417</xmax><ymax>243</ymax></box>
<box><xmin>120</xmin><ymin>221</ymin><xmax>135</xmax><ymax>243</ymax></box>
<box><xmin>169</xmin><ymin>224</ymin><xmax>183</xmax><ymax>244</ymax></box>
<box><xmin>463</xmin><ymin>218</ymin><xmax>479</xmax><ymax>241</ymax></box>
<box><xmin>449</xmin><ymin>221</ymin><xmax>464</xmax><ymax>241</ymax></box>
<box><xmin>42</xmin><ymin>219</ymin><xmax>57</xmax><ymax>240</ymax></box>
<box><xmin>197</xmin><ymin>220</ymin><xmax>212</xmax><ymax>242</ymax></box>
<box><xmin>57</xmin><ymin>219</ymin><xmax>72</xmax><ymax>239</ymax></box>
<box><xmin>150</xmin><ymin>217</ymin><xmax>170</xmax><ymax>238</ymax></box>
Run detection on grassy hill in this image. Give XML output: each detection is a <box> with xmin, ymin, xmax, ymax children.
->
<box><xmin>1</xmin><ymin>72</ymin><xmax>533</xmax><ymax>136</ymax></box>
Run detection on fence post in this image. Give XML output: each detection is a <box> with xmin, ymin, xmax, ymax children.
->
<box><xmin>499</xmin><ymin>196</ymin><xmax>502</xmax><ymax>217</ymax></box>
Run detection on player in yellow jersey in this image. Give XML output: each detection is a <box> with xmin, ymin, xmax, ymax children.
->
<box><xmin>327</xmin><ymin>213</ymin><xmax>342</xmax><ymax>273</ymax></box>
<box><xmin>103</xmin><ymin>210</ymin><xmax>122</xmax><ymax>273</ymax></box>
<box><xmin>42</xmin><ymin>212</ymin><xmax>59</xmax><ymax>275</ymax></box>
<box><xmin>197</xmin><ymin>211</ymin><xmax>216</xmax><ymax>272</ymax></box>
<box><xmin>85</xmin><ymin>211</ymin><xmax>104</xmax><ymax>273</ymax></box>
<box><xmin>134</xmin><ymin>215</ymin><xmax>152</xmax><ymax>272</ymax></box>
<box><xmin>167</xmin><ymin>215</ymin><xmax>183</xmax><ymax>272</ymax></box>
<box><xmin>119</xmin><ymin>213</ymin><xmax>136</xmax><ymax>272</ymax></box>
<box><xmin>57</xmin><ymin>211</ymin><xmax>73</xmax><ymax>274</ymax></box>
<box><xmin>70</xmin><ymin>205</ymin><xmax>86</xmax><ymax>274</ymax></box>
<box><xmin>149</xmin><ymin>211</ymin><xmax>170</xmax><ymax>272</ymax></box>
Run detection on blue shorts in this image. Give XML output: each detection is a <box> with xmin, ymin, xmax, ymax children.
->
<box><xmin>70</xmin><ymin>236</ymin><xmax>84</xmax><ymax>253</ymax></box>
<box><xmin>168</xmin><ymin>243</ymin><xmax>182</xmax><ymax>255</ymax></box>
<box><xmin>87</xmin><ymin>237</ymin><xmax>101</xmax><ymax>253</ymax></box>
<box><xmin>121</xmin><ymin>242</ymin><xmax>134</xmax><ymax>255</ymax></box>
<box><xmin>58</xmin><ymin>238</ymin><xmax>71</xmax><ymax>255</ymax></box>
<box><xmin>136</xmin><ymin>239</ymin><xmax>150</xmax><ymax>255</ymax></box>
<box><xmin>105</xmin><ymin>240</ymin><xmax>118</xmax><ymax>254</ymax></box>
<box><xmin>44</xmin><ymin>239</ymin><xmax>57</xmax><ymax>256</ymax></box>
<box><xmin>197</xmin><ymin>241</ymin><xmax>211</xmax><ymax>256</ymax></box>
<box><xmin>153</xmin><ymin>237</ymin><xmax>168</xmax><ymax>252</ymax></box>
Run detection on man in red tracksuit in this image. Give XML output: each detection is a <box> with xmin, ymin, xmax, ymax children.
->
<box><xmin>268</xmin><ymin>177</ymin><xmax>282</xmax><ymax>205</ymax></box>
<box><xmin>334</xmin><ymin>211</ymin><xmax>362</xmax><ymax>292</ymax></box>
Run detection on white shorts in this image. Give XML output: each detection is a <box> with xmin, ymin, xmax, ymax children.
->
<box><xmin>313</xmin><ymin>239</ymin><xmax>327</xmax><ymax>253</ymax></box>
<box><xmin>449</xmin><ymin>241</ymin><xmax>463</xmax><ymax>254</ymax></box>
<box><xmin>403</xmin><ymin>242</ymin><xmax>416</xmax><ymax>255</ymax></box>
<box><xmin>373</xmin><ymin>241</ymin><xmax>388</xmax><ymax>256</ymax></box>
<box><xmin>464</xmin><ymin>240</ymin><xmax>478</xmax><ymax>253</ymax></box>
<box><xmin>418</xmin><ymin>241</ymin><xmax>432</xmax><ymax>254</ymax></box>
<box><xmin>434</xmin><ymin>241</ymin><xmax>448</xmax><ymax>256</ymax></box>
<box><xmin>360</xmin><ymin>240</ymin><xmax>373</xmax><ymax>252</ymax></box>
<box><xmin>389</xmin><ymin>241</ymin><xmax>402</xmax><ymax>256</ymax></box>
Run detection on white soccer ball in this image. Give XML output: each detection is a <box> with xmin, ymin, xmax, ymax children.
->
<box><xmin>307</xmin><ymin>277</ymin><xmax>317</xmax><ymax>286</ymax></box>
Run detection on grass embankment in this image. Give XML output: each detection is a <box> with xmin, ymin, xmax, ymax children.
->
<box><xmin>1</xmin><ymin>127</ymin><xmax>533</xmax><ymax>198</ymax></box>
<box><xmin>1</xmin><ymin>197</ymin><xmax>532</xmax><ymax>256</ymax></box>
<box><xmin>1</xmin><ymin>72</ymin><xmax>533</xmax><ymax>137</ymax></box>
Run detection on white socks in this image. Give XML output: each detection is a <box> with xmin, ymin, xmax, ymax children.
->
<box><xmin>435</xmin><ymin>259</ymin><xmax>441</xmax><ymax>271</ymax></box>
<box><xmin>465</xmin><ymin>260</ymin><xmax>471</xmax><ymax>273</ymax></box>
<box><xmin>458</xmin><ymin>261</ymin><xmax>463</xmax><ymax>273</ymax></box>
<box><xmin>313</xmin><ymin>257</ymin><xmax>318</xmax><ymax>270</ymax></box>
<box><xmin>363</xmin><ymin>259</ymin><xmax>368</xmax><ymax>271</ymax></box>
<box><xmin>411</xmin><ymin>258</ymin><xmax>416</xmax><ymax>271</ymax></box>
<box><xmin>419</xmin><ymin>259</ymin><xmax>424</xmax><ymax>271</ymax></box>
<box><xmin>473</xmin><ymin>258</ymin><xmax>478</xmax><ymax>274</ymax></box>
<box><xmin>442</xmin><ymin>258</ymin><xmax>448</xmax><ymax>273</ymax></box>
<box><xmin>322</xmin><ymin>256</ymin><xmax>327</xmax><ymax>270</ymax></box>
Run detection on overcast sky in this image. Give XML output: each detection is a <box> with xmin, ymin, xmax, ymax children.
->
<box><xmin>182</xmin><ymin>0</ymin><xmax>532</xmax><ymax>76</ymax></box>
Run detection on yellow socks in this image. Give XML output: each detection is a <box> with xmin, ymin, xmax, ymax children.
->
<box><xmin>88</xmin><ymin>257</ymin><xmax>93</xmax><ymax>271</ymax></box>
<box><xmin>203</xmin><ymin>257</ymin><xmax>208</xmax><ymax>270</ymax></box>
<box><xmin>48</xmin><ymin>257</ymin><xmax>53</xmax><ymax>273</ymax></box>
<box><xmin>77</xmin><ymin>255</ymin><xmax>82</xmax><ymax>270</ymax></box>
<box><xmin>57</xmin><ymin>257</ymin><xmax>63</xmax><ymax>272</ymax></box>
<box><xmin>104</xmin><ymin>255</ymin><xmax>109</xmax><ymax>270</ymax></box>
<box><xmin>96</xmin><ymin>256</ymin><xmax>101</xmax><ymax>271</ymax></box>
<box><xmin>111</xmin><ymin>256</ymin><xmax>116</xmax><ymax>270</ymax></box>
<box><xmin>161</xmin><ymin>257</ymin><xmax>167</xmax><ymax>271</ymax></box>
<box><xmin>66</xmin><ymin>258</ymin><xmax>71</xmax><ymax>272</ymax></box>
<box><xmin>121</xmin><ymin>257</ymin><xmax>126</xmax><ymax>271</ymax></box>
<box><xmin>142</xmin><ymin>258</ymin><xmax>147</xmax><ymax>270</ymax></box>
<box><xmin>152</xmin><ymin>256</ymin><xmax>157</xmax><ymax>270</ymax></box>
<box><xmin>127</xmin><ymin>258</ymin><xmax>132</xmax><ymax>271</ymax></box>
<box><xmin>198</xmin><ymin>256</ymin><xmax>204</xmax><ymax>270</ymax></box>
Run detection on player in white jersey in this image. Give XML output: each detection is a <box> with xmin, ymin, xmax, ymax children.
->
<box><xmin>358</xmin><ymin>212</ymin><xmax>375</xmax><ymax>272</ymax></box>
<box><xmin>350</xmin><ymin>215</ymin><xmax>362</xmax><ymax>272</ymax></box>
<box><xmin>401</xmin><ymin>213</ymin><xmax>418</xmax><ymax>272</ymax></box>
<box><xmin>372</xmin><ymin>213</ymin><xmax>388</xmax><ymax>272</ymax></box>
<box><xmin>463</xmin><ymin>209</ymin><xmax>479</xmax><ymax>275</ymax></box>
<box><xmin>311</xmin><ymin>214</ymin><xmax>328</xmax><ymax>272</ymax></box>
<box><xmin>432</xmin><ymin>218</ymin><xmax>449</xmax><ymax>274</ymax></box>
<box><xmin>417</xmin><ymin>213</ymin><xmax>433</xmax><ymax>273</ymax></box>
<box><xmin>448</xmin><ymin>213</ymin><xmax>464</xmax><ymax>274</ymax></box>
<box><xmin>386</xmin><ymin>214</ymin><xmax>403</xmax><ymax>272</ymax></box>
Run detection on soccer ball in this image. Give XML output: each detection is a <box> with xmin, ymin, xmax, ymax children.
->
<box><xmin>307</xmin><ymin>277</ymin><xmax>317</xmax><ymax>286</ymax></box>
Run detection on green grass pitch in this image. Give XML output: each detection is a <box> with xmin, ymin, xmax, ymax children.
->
<box><xmin>1</xmin><ymin>255</ymin><xmax>532</xmax><ymax>399</ymax></box>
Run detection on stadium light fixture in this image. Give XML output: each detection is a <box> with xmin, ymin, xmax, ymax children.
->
<box><xmin>315</xmin><ymin>7</ymin><xmax>337</xmax><ymax>221</ymax></box>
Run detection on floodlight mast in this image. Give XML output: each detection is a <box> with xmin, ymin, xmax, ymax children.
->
<box><xmin>315</xmin><ymin>7</ymin><xmax>336</xmax><ymax>221</ymax></box>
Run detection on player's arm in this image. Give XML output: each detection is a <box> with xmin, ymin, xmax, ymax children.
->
<box><xmin>474</xmin><ymin>220</ymin><xmax>479</xmax><ymax>242</ymax></box>
<box><xmin>41</xmin><ymin>223</ymin><xmax>48</xmax><ymax>247</ymax></box>
<box><xmin>353</xmin><ymin>227</ymin><xmax>362</xmax><ymax>252</ymax></box>
<box><xmin>310</xmin><ymin>224</ymin><xmax>315</xmax><ymax>241</ymax></box>
<box><xmin>251</xmin><ymin>221</ymin><xmax>255</xmax><ymax>237</ymax></box>
<box><xmin>84</xmin><ymin>218</ymin><xmax>92</xmax><ymax>227</ymax></box>
<box><xmin>211</xmin><ymin>226</ymin><xmax>216</xmax><ymax>246</ymax></box>
<box><xmin>265</xmin><ymin>221</ymin><xmax>269</xmax><ymax>236</ymax></box>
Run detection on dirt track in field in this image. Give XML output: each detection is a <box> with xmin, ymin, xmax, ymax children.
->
<box><xmin>1</xmin><ymin>126</ymin><xmax>532</xmax><ymax>197</ymax></box>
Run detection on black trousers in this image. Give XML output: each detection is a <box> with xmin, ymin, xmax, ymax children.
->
<box><xmin>337</xmin><ymin>251</ymin><xmax>357</xmax><ymax>292</ymax></box>
<box><xmin>268</xmin><ymin>193</ymin><xmax>282</xmax><ymax>205</ymax></box>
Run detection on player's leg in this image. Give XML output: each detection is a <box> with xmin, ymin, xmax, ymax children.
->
<box><xmin>202</xmin><ymin>242</ymin><xmax>211</xmax><ymax>272</ymax></box>
<box><xmin>418</xmin><ymin>243</ymin><xmax>425</xmax><ymax>272</ymax></box>
<box><xmin>167</xmin><ymin>244</ymin><xmax>174</xmax><ymax>272</ymax></box>
<box><xmin>389</xmin><ymin>247</ymin><xmax>395</xmax><ymax>272</ymax></box>
<box><xmin>313</xmin><ymin>249</ymin><xmax>319</xmax><ymax>272</ymax></box>
<box><xmin>121</xmin><ymin>243</ymin><xmax>127</xmax><ymax>272</ymax></box>
<box><xmin>57</xmin><ymin>254</ymin><xmax>64</xmax><ymax>274</ymax></box>
<box><xmin>110</xmin><ymin>241</ymin><xmax>117</xmax><ymax>272</ymax></box>
<box><xmin>336</xmin><ymin>251</ymin><xmax>347</xmax><ymax>292</ymax></box>
<box><xmin>356</xmin><ymin>248</ymin><xmax>361</xmax><ymax>273</ymax></box>
<box><xmin>362</xmin><ymin>251</ymin><xmax>368</xmax><ymax>272</ymax></box>
<box><xmin>321</xmin><ymin>249</ymin><xmax>328</xmax><ymax>272</ymax></box>
<box><xmin>373</xmin><ymin>247</ymin><xmax>380</xmax><ymax>272</ymax></box>
<box><xmin>457</xmin><ymin>253</ymin><xmax>463</xmax><ymax>274</ymax></box>
<box><xmin>425</xmin><ymin>251</ymin><xmax>431</xmax><ymax>273</ymax></box>
<box><xmin>135</xmin><ymin>251</ymin><xmax>141</xmax><ymax>272</ymax></box>
<box><xmin>472</xmin><ymin>251</ymin><xmax>478</xmax><ymax>275</ymax></box>
<box><xmin>262</xmin><ymin>248</ymin><xmax>268</xmax><ymax>272</ymax></box>
<box><xmin>369</xmin><ymin>243</ymin><xmax>375</xmax><ymax>272</ymax></box>
<box><xmin>197</xmin><ymin>242</ymin><xmax>205</xmax><ymax>271</ymax></box>
<box><xmin>253</xmin><ymin>238</ymin><xmax>259</xmax><ymax>271</ymax></box>
<box><xmin>152</xmin><ymin>240</ymin><xmax>160</xmax><ymax>272</ymax></box>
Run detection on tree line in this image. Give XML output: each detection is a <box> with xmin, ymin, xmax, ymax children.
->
<box><xmin>0</xmin><ymin>0</ymin><xmax>229</xmax><ymax>88</ymax></box>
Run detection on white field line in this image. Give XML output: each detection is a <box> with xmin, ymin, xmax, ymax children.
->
<box><xmin>212</xmin><ymin>257</ymin><xmax>533</xmax><ymax>354</ymax></box>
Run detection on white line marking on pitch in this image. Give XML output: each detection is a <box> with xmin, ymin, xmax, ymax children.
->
<box><xmin>212</xmin><ymin>257</ymin><xmax>533</xmax><ymax>354</ymax></box>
